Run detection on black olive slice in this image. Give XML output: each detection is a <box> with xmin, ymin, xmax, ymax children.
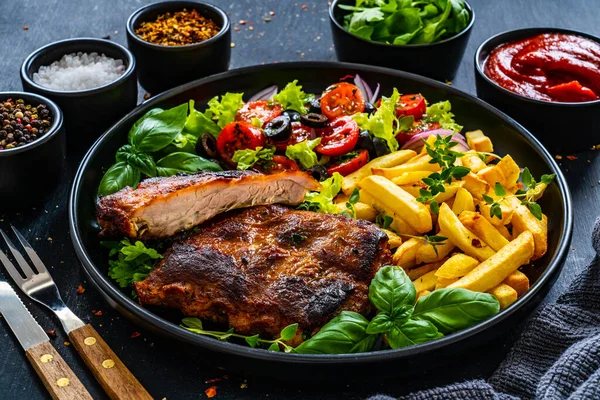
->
<box><xmin>264</xmin><ymin>114</ymin><xmax>292</xmax><ymax>141</ymax></box>
<box><xmin>300</xmin><ymin>113</ymin><xmax>328</xmax><ymax>128</ymax></box>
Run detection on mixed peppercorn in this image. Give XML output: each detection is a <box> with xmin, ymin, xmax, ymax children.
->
<box><xmin>0</xmin><ymin>98</ymin><xmax>52</xmax><ymax>150</ymax></box>
<box><xmin>135</xmin><ymin>9</ymin><xmax>220</xmax><ymax>46</ymax></box>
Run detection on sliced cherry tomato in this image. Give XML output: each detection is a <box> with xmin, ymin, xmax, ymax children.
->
<box><xmin>217</xmin><ymin>121</ymin><xmax>266</xmax><ymax>166</ymax></box>
<box><xmin>320</xmin><ymin>82</ymin><xmax>365</xmax><ymax>119</ymax></box>
<box><xmin>327</xmin><ymin>149</ymin><xmax>369</xmax><ymax>176</ymax></box>
<box><xmin>395</xmin><ymin>121</ymin><xmax>440</xmax><ymax>145</ymax></box>
<box><xmin>316</xmin><ymin>116</ymin><xmax>359</xmax><ymax>157</ymax></box>
<box><xmin>236</xmin><ymin>100</ymin><xmax>282</xmax><ymax>126</ymax></box>
<box><xmin>268</xmin><ymin>155</ymin><xmax>300</xmax><ymax>173</ymax></box>
<box><xmin>396</xmin><ymin>94</ymin><xmax>427</xmax><ymax>119</ymax></box>
<box><xmin>271</xmin><ymin>121</ymin><xmax>311</xmax><ymax>152</ymax></box>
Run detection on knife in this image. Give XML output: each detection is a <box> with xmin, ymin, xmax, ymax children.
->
<box><xmin>0</xmin><ymin>279</ymin><xmax>92</xmax><ymax>400</ymax></box>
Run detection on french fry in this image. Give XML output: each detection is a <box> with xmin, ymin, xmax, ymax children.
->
<box><xmin>372</xmin><ymin>154</ymin><xmax>440</xmax><ymax>179</ymax></box>
<box><xmin>413</xmin><ymin>270</ymin><xmax>438</xmax><ymax>293</ymax></box>
<box><xmin>447</xmin><ymin>231</ymin><xmax>535</xmax><ymax>292</ymax></box>
<box><xmin>460</xmin><ymin>151</ymin><xmax>487</xmax><ymax>173</ymax></box>
<box><xmin>415</xmin><ymin>238</ymin><xmax>455</xmax><ymax>264</ymax></box>
<box><xmin>459</xmin><ymin>211</ymin><xmax>509</xmax><ymax>252</ymax></box>
<box><xmin>334</xmin><ymin>202</ymin><xmax>378</xmax><ymax>221</ymax></box>
<box><xmin>478</xmin><ymin>198</ymin><xmax>515</xmax><ymax>227</ymax></box>
<box><xmin>341</xmin><ymin>150</ymin><xmax>416</xmax><ymax>195</ymax></box>
<box><xmin>503</xmin><ymin>270</ymin><xmax>530</xmax><ymax>296</ymax></box>
<box><xmin>399</xmin><ymin>183</ymin><xmax>425</xmax><ymax>198</ymax></box>
<box><xmin>452</xmin><ymin>187</ymin><xmax>475</xmax><ymax>215</ymax></box>
<box><xmin>466</xmin><ymin>130</ymin><xmax>494</xmax><ymax>153</ymax></box>
<box><xmin>359</xmin><ymin>175</ymin><xmax>432</xmax><ymax>233</ymax></box>
<box><xmin>496</xmin><ymin>155</ymin><xmax>520</xmax><ymax>188</ymax></box>
<box><xmin>382</xmin><ymin>229</ymin><xmax>402</xmax><ymax>249</ymax></box>
<box><xmin>511</xmin><ymin>204</ymin><xmax>548</xmax><ymax>260</ymax></box>
<box><xmin>462</xmin><ymin>172</ymin><xmax>489</xmax><ymax>199</ymax></box>
<box><xmin>393</xmin><ymin>238</ymin><xmax>424</xmax><ymax>268</ymax></box>
<box><xmin>391</xmin><ymin>171</ymin><xmax>432</xmax><ymax>185</ymax></box>
<box><xmin>477</xmin><ymin>166</ymin><xmax>505</xmax><ymax>187</ymax></box>
<box><xmin>438</xmin><ymin>203</ymin><xmax>496</xmax><ymax>261</ymax></box>
<box><xmin>359</xmin><ymin>190</ymin><xmax>418</xmax><ymax>235</ymax></box>
<box><xmin>435</xmin><ymin>253</ymin><xmax>479</xmax><ymax>279</ymax></box>
<box><xmin>435</xmin><ymin>277</ymin><xmax>458</xmax><ymax>290</ymax></box>
<box><xmin>417</xmin><ymin>290</ymin><xmax>431</xmax><ymax>300</ymax></box>
<box><xmin>406</xmin><ymin>260</ymin><xmax>446</xmax><ymax>280</ymax></box>
<box><xmin>488</xmin><ymin>283</ymin><xmax>518</xmax><ymax>309</ymax></box>
<box><xmin>419</xmin><ymin>135</ymin><xmax>438</xmax><ymax>154</ymax></box>
<box><xmin>496</xmin><ymin>224</ymin><xmax>512</xmax><ymax>241</ymax></box>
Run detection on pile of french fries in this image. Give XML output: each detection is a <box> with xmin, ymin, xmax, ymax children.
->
<box><xmin>335</xmin><ymin>130</ymin><xmax>549</xmax><ymax>309</ymax></box>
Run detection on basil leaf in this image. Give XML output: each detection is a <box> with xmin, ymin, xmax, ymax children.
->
<box><xmin>280</xmin><ymin>323</ymin><xmax>299</xmax><ymax>341</ymax></box>
<box><xmin>128</xmin><ymin>152</ymin><xmax>157</xmax><ymax>177</ymax></box>
<box><xmin>128</xmin><ymin>108</ymin><xmax>164</xmax><ymax>144</ymax></box>
<box><xmin>366</xmin><ymin>312</ymin><xmax>393</xmax><ymax>334</ymax></box>
<box><xmin>131</xmin><ymin>103</ymin><xmax>188</xmax><ymax>152</ymax></box>
<box><xmin>386</xmin><ymin>319</ymin><xmax>443</xmax><ymax>349</ymax></box>
<box><xmin>116</xmin><ymin>144</ymin><xmax>134</xmax><ymax>162</ymax></box>
<box><xmin>391</xmin><ymin>304</ymin><xmax>414</xmax><ymax>326</ymax></box>
<box><xmin>369</xmin><ymin>266</ymin><xmax>416</xmax><ymax>315</ymax></box>
<box><xmin>97</xmin><ymin>161</ymin><xmax>140</xmax><ymax>196</ymax></box>
<box><xmin>294</xmin><ymin>311</ymin><xmax>376</xmax><ymax>354</ymax></box>
<box><xmin>412</xmin><ymin>288</ymin><xmax>500</xmax><ymax>334</ymax></box>
<box><xmin>156</xmin><ymin>152</ymin><xmax>222</xmax><ymax>177</ymax></box>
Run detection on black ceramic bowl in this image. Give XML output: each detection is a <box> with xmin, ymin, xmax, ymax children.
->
<box><xmin>21</xmin><ymin>38</ymin><xmax>138</xmax><ymax>157</ymax></box>
<box><xmin>69</xmin><ymin>62</ymin><xmax>572</xmax><ymax>380</ymax></box>
<box><xmin>475</xmin><ymin>28</ymin><xmax>600</xmax><ymax>154</ymax></box>
<box><xmin>0</xmin><ymin>92</ymin><xmax>65</xmax><ymax>209</ymax></box>
<box><xmin>126</xmin><ymin>1</ymin><xmax>231</xmax><ymax>95</ymax></box>
<box><xmin>329</xmin><ymin>0</ymin><xmax>475</xmax><ymax>81</ymax></box>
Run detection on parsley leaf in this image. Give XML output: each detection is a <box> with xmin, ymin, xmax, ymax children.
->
<box><xmin>102</xmin><ymin>239</ymin><xmax>162</xmax><ymax>288</ymax></box>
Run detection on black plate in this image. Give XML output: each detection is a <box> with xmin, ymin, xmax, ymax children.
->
<box><xmin>69</xmin><ymin>62</ymin><xmax>573</xmax><ymax>376</ymax></box>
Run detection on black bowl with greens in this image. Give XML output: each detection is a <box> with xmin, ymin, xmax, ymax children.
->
<box><xmin>330</xmin><ymin>0</ymin><xmax>475</xmax><ymax>81</ymax></box>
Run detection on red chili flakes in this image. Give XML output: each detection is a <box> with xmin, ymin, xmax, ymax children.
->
<box><xmin>301</xmin><ymin>4</ymin><xmax>308</xmax><ymax>9</ymax></box>
<box><xmin>269</xmin><ymin>11</ymin><xmax>276</xmax><ymax>16</ymax></box>
<box><xmin>46</xmin><ymin>330</ymin><xmax>57</xmax><ymax>338</ymax></box>
<box><xmin>143</xmin><ymin>93</ymin><xmax>152</xmax><ymax>100</ymax></box>
<box><xmin>234</xmin><ymin>27</ymin><xmax>240</xmax><ymax>32</ymax></box>
<box><xmin>471</xmin><ymin>238</ymin><xmax>482</xmax><ymax>248</ymax></box>
<box><xmin>566</xmin><ymin>155</ymin><xmax>578</xmax><ymax>160</ymax></box>
<box><xmin>22</xmin><ymin>26</ymin><xmax>29</xmax><ymax>31</ymax></box>
<box><xmin>131</xmin><ymin>331</ymin><xmax>141</xmax><ymax>339</ymax></box>
<box><xmin>76</xmin><ymin>285</ymin><xmax>86</xmax><ymax>295</ymax></box>
<box><xmin>92</xmin><ymin>310</ymin><xmax>103</xmax><ymax>316</ymax></box>
<box><xmin>205</xmin><ymin>386</ymin><xmax>217</xmax><ymax>398</ymax></box>
<box><xmin>205</xmin><ymin>376</ymin><xmax>228</xmax><ymax>384</ymax></box>
<box><xmin>239</xmin><ymin>20</ymin><xmax>247</xmax><ymax>25</ymax></box>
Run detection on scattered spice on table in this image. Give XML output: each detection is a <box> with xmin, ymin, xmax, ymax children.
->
<box><xmin>205</xmin><ymin>386</ymin><xmax>217</xmax><ymax>398</ymax></box>
<box><xmin>131</xmin><ymin>331</ymin><xmax>141</xmax><ymax>339</ymax></box>
<box><xmin>64</xmin><ymin>341</ymin><xmax>71</xmax><ymax>347</ymax></box>
<box><xmin>46</xmin><ymin>330</ymin><xmax>56</xmax><ymax>338</ymax></box>
<box><xmin>0</xmin><ymin>98</ymin><xmax>53</xmax><ymax>150</ymax></box>
<box><xmin>566</xmin><ymin>155</ymin><xmax>578</xmax><ymax>160</ymax></box>
<box><xmin>136</xmin><ymin>9</ymin><xmax>220</xmax><ymax>46</ymax></box>
<box><xmin>92</xmin><ymin>309</ymin><xmax>103</xmax><ymax>316</ymax></box>
<box><xmin>555</xmin><ymin>155</ymin><xmax>563</xmax><ymax>160</ymax></box>
<box><xmin>76</xmin><ymin>285</ymin><xmax>86</xmax><ymax>295</ymax></box>
<box><xmin>22</xmin><ymin>25</ymin><xmax>28</xmax><ymax>31</ymax></box>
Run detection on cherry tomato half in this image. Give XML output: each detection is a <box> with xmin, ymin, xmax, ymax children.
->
<box><xmin>320</xmin><ymin>82</ymin><xmax>365</xmax><ymax>120</ymax></box>
<box><xmin>236</xmin><ymin>100</ymin><xmax>282</xmax><ymax>127</ymax></box>
<box><xmin>395</xmin><ymin>94</ymin><xmax>427</xmax><ymax>119</ymax></box>
<box><xmin>217</xmin><ymin>121</ymin><xmax>266</xmax><ymax>166</ymax></box>
<box><xmin>395</xmin><ymin>121</ymin><xmax>441</xmax><ymax>145</ymax></box>
<box><xmin>327</xmin><ymin>149</ymin><xmax>369</xmax><ymax>176</ymax></box>
<box><xmin>269</xmin><ymin>155</ymin><xmax>300</xmax><ymax>173</ymax></box>
<box><xmin>271</xmin><ymin>121</ymin><xmax>312</xmax><ymax>152</ymax></box>
<box><xmin>316</xmin><ymin>116</ymin><xmax>359</xmax><ymax>157</ymax></box>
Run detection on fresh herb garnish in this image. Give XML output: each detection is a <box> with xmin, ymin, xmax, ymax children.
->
<box><xmin>339</xmin><ymin>188</ymin><xmax>361</xmax><ymax>218</ymax></box>
<box><xmin>482</xmin><ymin>168</ymin><xmax>555</xmax><ymax>220</ymax></box>
<box><xmin>101</xmin><ymin>239</ymin><xmax>162</xmax><ymax>288</ymax></box>
<box><xmin>376</xmin><ymin>212</ymin><xmax>394</xmax><ymax>230</ymax></box>
<box><xmin>399</xmin><ymin>233</ymin><xmax>448</xmax><ymax>256</ymax></box>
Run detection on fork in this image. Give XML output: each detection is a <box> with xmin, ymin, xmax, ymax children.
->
<box><xmin>0</xmin><ymin>226</ymin><xmax>152</xmax><ymax>400</ymax></box>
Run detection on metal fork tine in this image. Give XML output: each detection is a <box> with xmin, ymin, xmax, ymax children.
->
<box><xmin>0</xmin><ymin>229</ymin><xmax>36</xmax><ymax>278</ymax></box>
<box><xmin>11</xmin><ymin>226</ymin><xmax>49</xmax><ymax>275</ymax></box>
<box><xmin>0</xmin><ymin>249</ymin><xmax>26</xmax><ymax>284</ymax></box>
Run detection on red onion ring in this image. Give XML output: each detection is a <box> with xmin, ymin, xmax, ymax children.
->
<box><xmin>401</xmin><ymin>129</ymin><xmax>469</xmax><ymax>152</ymax></box>
<box><xmin>248</xmin><ymin>85</ymin><xmax>278</xmax><ymax>101</ymax></box>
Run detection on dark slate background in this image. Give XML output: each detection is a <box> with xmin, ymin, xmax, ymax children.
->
<box><xmin>0</xmin><ymin>0</ymin><xmax>598</xmax><ymax>399</ymax></box>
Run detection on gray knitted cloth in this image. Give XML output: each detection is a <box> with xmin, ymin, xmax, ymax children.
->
<box><xmin>370</xmin><ymin>218</ymin><xmax>600</xmax><ymax>400</ymax></box>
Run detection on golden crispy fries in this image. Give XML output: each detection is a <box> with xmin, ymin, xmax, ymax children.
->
<box><xmin>438</xmin><ymin>203</ymin><xmax>496</xmax><ymax>261</ymax></box>
<box><xmin>393</xmin><ymin>238</ymin><xmax>424</xmax><ymax>268</ymax></box>
<box><xmin>447</xmin><ymin>231</ymin><xmax>535</xmax><ymax>292</ymax></box>
<box><xmin>334</xmin><ymin>202</ymin><xmax>378</xmax><ymax>221</ymax></box>
<box><xmin>478</xmin><ymin>199</ymin><xmax>515</xmax><ymax>227</ymax></box>
<box><xmin>488</xmin><ymin>283</ymin><xmax>518</xmax><ymax>309</ymax></box>
<box><xmin>399</xmin><ymin>183</ymin><xmax>425</xmax><ymax>198</ymax></box>
<box><xmin>511</xmin><ymin>204</ymin><xmax>548</xmax><ymax>260</ymax></box>
<box><xmin>413</xmin><ymin>270</ymin><xmax>438</xmax><ymax>293</ymax></box>
<box><xmin>391</xmin><ymin>171</ymin><xmax>432</xmax><ymax>185</ymax></box>
<box><xmin>342</xmin><ymin>150</ymin><xmax>416</xmax><ymax>195</ymax></box>
<box><xmin>459</xmin><ymin>211</ymin><xmax>509</xmax><ymax>252</ymax></box>
<box><xmin>460</xmin><ymin>151</ymin><xmax>487</xmax><ymax>173</ymax></box>
<box><xmin>382</xmin><ymin>229</ymin><xmax>403</xmax><ymax>249</ymax></box>
<box><xmin>417</xmin><ymin>290</ymin><xmax>431</xmax><ymax>300</ymax></box>
<box><xmin>452</xmin><ymin>187</ymin><xmax>475</xmax><ymax>215</ymax></box>
<box><xmin>466</xmin><ymin>130</ymin><xmax>494</xmax><ymax>153</ymax></box>
<box><xmin>359</xmin><ymin>175</ymin><xmax>432</xmax><ymax>233</ymax></box>
<box><xmin>496</xmin><ymin>155</ymin><xmax>520</xmax><ymax>188</ymax></box>
<box><xmin>477</xmin><ymin>166</ymin><xmax>505</xmax><ymax>187</ymax></box>
<box><xmin>435</xmin><ymin>277</ymin><xmax>458</xmax><ymax>290</ymax></box>
<box><xmin>406</xmin><ymin>260</ymin><xmax>446</xmax><ymax>280</ymax></box>
<box><xmin>462</xmin><ymin>173</ymin><xmax>489</xmax><ymax>199</ymax></box>
<box><xmin>435</xmin><ymin>182</ymin><xmax>464</xmax><ymax>203</ymax></box>
<box><xmin>415</xmin><ymin>239</ymin><xmax>455</xmax><ymax>264</ymax></box>
<box><xmin>496</xmin><ymin>224</ymin><xmax>512</xmax><ymax>241</ymax></box>
<box><xmin>503</xmin><ymin>270</ymin><xmax>530</xmax><ymax>297</ymax></box>
<box><xmin>435</xmin><ymin>253</ymin><xmax>479</xmax><ymax>279</ymax></box>
<box><xmin>371</xmin><ymin>154</ymin><xmax>440</xmax><ymax>179</ymax></box>
<box><xmin>358</xmin><ymin>190</ymin><xmax>418</xmax><ymax>236</ymax></box>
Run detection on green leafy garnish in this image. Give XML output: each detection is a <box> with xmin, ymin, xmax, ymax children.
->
<box><xmin>376</xmin><ymin>212</ymin><xmax>394</xmax><ymax>230</ymax></box>
<box><xmin>155</xmin><ymin>152</ymin><xmax>222</xmax><ymax>176</ymax></box>
<box><xmin>299</xmin><ymin>172</ymin><xmax>343</xmax><ymax>214</ymax></box>
<box><xmin>272</xmin><ymin>80</ymin><xmax>308</xmax><ymax>114</ymax></box>
<box><xmin>101</xmin><ymin>239</ymin><xmax>162</xmax><ymax>288</ymax></box>
<box><xmin>354</xmin><ymin>88</ymin><xmax>401</xmax><ymax>152</ymax></box>
<box><xmin>97</xmin><ymin>161</ymin><xmax>141</xmax><ymax>197</ymax></box>
<box><xmin>130</xmin><ymin>103</ymin><xmax>189</xmax><ymax>152</ymax></box>
<box><xmin>285</xmin><ymin>138</ymin><xmax>321</xmax><ymax>169</ymax></box>
<box><xmin>232</xmin><ymin>146</ymin><xmax>275</xmax><ymax>170</ymax></box>
<box><xmin>422</xmin><ymin>100</ymin><xmax>463</xmax><ymax>132</ymax></box>
<box><xmin>206</xmin><ymin>92</ymin><xmax>244</xmax><ymax>129</ymax></box>
<box><xmin>339</xmin><ymin>188</ymin><xmax>361</xmax><ymax>218</ymax></box>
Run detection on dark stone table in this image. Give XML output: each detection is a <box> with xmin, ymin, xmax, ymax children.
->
<box><xmin>0</xmin><ymin>0</ymin><xmax>597</xmax><ymax>398</ymax></box>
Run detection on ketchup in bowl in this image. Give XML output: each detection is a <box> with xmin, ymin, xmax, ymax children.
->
<box><xmin>484</xmin><ymin>33</ymin><xmax>600</xmax><ymax>102</ymax></box>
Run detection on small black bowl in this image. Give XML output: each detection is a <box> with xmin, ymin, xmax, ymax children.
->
<box><xmin>21</xmin><ymin>38</ymin><xmax>138</xmax><ymax>157</ymax></box>
<box><xmin>329</xmin><ymin>0</ymin><xmax>475</xmax><ymax>81</ymax></box>
<box><xmin>475</xmin><ymin>28</ymin><xmax>600</xmax><ymax>154</ymax></box>
<box><xmin>0</xmin><ymin>92</ymin><xmax>65</xmax><ymax>209</ymax></box>
<box><xmin>126</xmin><ymin>1</ymin><xmax>231</xmax><ymax>95</ymax></box>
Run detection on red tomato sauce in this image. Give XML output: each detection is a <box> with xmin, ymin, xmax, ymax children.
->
<box><xmin>484</xmin><ymin>33</ymin><xmax>600</xmax><ymax>102</ymax></box>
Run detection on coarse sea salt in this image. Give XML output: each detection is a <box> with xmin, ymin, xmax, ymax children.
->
<box><xmin>33</xmin><ymin>52</ymin><xmax>126</xmax><ymax>91</ymax></box>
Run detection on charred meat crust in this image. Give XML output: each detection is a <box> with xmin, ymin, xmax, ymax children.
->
<box><xmin>133</xmin><ymin>205</ymin><xmax>392</xmax><ymax>344</ymax></box>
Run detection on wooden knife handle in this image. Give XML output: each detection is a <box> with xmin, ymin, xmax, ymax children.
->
<box><xmin>26</xmin><ymin>341</ymin><xmax>93</xmax><ymax>400</ymax></box>
<box><xmin>69</xmin><ymin>324</ymin><xmax>152</xmax><ymax>400</ymax></box>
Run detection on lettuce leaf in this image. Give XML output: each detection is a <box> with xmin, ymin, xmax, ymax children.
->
<box><xmin>302</xmin><ymin>172</ymin><xmax>344</xmax><ymax>214</ymax></box>
<box><xmin>422</xmin><ymin>100</ymin><xmax>463</xmax><ymax>132</ymax></box>
<box><xmin>273</xmin><ymin>80</ymin><xmax>308</xmax><ymax>114</ymax></box>
<box><xmin>285</xmin><ymin>138</ymin><xmax>321</xmax><ymax>168</ymax></box>
<box><xmin>232</xmin><ymin>146</ymin><xmax>275</xmax><ymax>170</ymax></box>
<box><xmin>353</xmin><ymin>88</ymin><xmax>400</xmax><ymax>151</ymax></box>
<box><xmin>207</xmin><ymin>92</ymin><xmax>244</xmax><ymax>129</ymax></box>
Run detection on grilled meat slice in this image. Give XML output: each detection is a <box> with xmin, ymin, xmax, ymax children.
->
<box><xmin>96</xmin><ymin>170</ymin><xmax>320</xmax><ymax>239</ymax></box>
<box><xmin>134</xmin><ymin>205</ymin><xmax>392</xmax><ymax>345</ymax></box>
